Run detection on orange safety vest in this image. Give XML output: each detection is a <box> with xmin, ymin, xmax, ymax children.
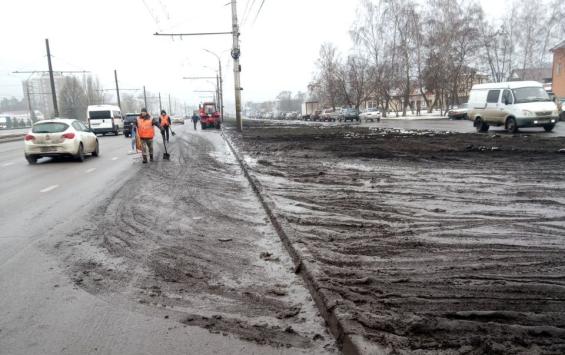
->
<box><xmin>160</xmin><ymin>114</ymin><xmax>170</xmax><ymax>127</ymax></box>
<box><xmin>137</xmin><ymin>117</ymin><xmax>154</xmax><ymax>139</ymax></box>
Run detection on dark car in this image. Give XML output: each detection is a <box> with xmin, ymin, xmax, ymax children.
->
<box><xmin>340</xmin><ymin>108</ymin><xmax>360</xmax><ymax>122</ymax></box>
<box><xmin>123</xmin><ymin>113</ymin><xmax>139</xmax><ymax>138</ymax></box>
<box><xmin>559</xmin><ymin>98</ymin><xmax>565</xmax><ymax>121</ymax></box>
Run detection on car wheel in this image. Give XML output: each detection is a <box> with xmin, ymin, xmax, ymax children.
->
<box><xmin>76</xmin><ymin>143</ymin><xmax>85</xmax><ymax>162</ymax></box>
<box><xmin>92</xmin><ymin>140</ymin><xmax>99</xmax><ymax>157</ymax></box>
<box><xmin>543</xmin><ymin>124</ymin><xmax>555</xmax><ymax>132</ymax></box>
<box><xmin>475</xmin><ymin>118</ymin><xmax>489</xmax><ymax>133</ymax></box>
<box><xmin>506</xmin><ymin>117</ymin><xmax>518</xmax><ymax>133</ymax></box>
<box><xmin>25</xmin><ymin>155</ymin><xmax>37</xmax><ymax>164</ymax></box>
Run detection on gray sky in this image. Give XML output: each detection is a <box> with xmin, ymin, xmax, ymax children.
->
<box><xmin>0</xmin><ymin>0</ymin><xmax>504</xmax><ymax>109</ymax></box>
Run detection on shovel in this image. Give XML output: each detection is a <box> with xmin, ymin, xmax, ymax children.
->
<box><xmin>162</xmin><ymin>134</ymin><xmax>171</xmax><ymax>160</ymax></box>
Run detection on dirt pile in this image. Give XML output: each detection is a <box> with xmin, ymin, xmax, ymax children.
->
<box><xmin>227</xmin><ymin>121</ymin><xmax>565</xmax><ymax>354</ymax></box>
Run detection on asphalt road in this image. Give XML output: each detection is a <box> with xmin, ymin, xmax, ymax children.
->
<box><xmin>0</xmin><ymin>127</ymin><xmax>334</xmax><ymax>355</ymax></box>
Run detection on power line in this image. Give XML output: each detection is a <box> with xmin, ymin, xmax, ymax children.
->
<box><xmin>253</xmin><ymin>0</ymin><xmax>266</xmax><ymax>24</ymax></box>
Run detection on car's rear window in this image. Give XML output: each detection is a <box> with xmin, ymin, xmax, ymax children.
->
<box><xmin>32</xmin><ymin>122</ymin><xmax>69</xmax><ymax>133</ymax></box>
<box><xmin>89</xmin><ymin>110</ymin><xmax>112</xmax><ymax>119</ymax></box>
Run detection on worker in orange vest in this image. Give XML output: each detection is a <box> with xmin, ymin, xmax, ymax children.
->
<box><xmin>159</xmin><ymin>110</ymin><xmax>171</xmax><ymax>143</ymax></box>
<box><xmin>136</xmin><ymin>108</ymin><xmax>161</xmax><ymax>164</ymax></box>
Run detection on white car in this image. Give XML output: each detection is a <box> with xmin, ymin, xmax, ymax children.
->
<box><xmin>171</xmin><ymin>116</ymin><xmax>184</xmax><ymax>125</ymax></box>
<box><xmin>24</xmin><ymin>118</ymin><xmax>99</xmax><ymax>164</ymax></box>
<box><xmin>360</xmin><ymin>108</ymin><xmax>382</xmax><ymax>122</ymax></box>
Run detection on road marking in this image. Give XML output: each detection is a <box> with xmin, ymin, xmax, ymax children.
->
<box><xmin>40</xmin><ymin>185</ymin><xmax>59</xmax><ymax>193</ymax></box>
<box><xmin>111</xmin><ymin>157</ymin><xmax>118</xmax><ymax>161</ymax></box>
<box><xmin>2</xmin><ymin>162</ymin><xmax>15</xmax><ymax>167</ymax></box>
<box><xmin>86</xmin><ymin>168</ymin><xmax>96</xmax><ymax>174</ymax></box>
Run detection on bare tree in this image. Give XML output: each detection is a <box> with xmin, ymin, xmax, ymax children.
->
<box><xmin>59</xmin><ymin>76</ymin><xmax>87</xmax><ymax>120</ymax></box>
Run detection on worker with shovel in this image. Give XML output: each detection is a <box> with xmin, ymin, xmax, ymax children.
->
<box><xmin>136</xmin><ymin>108</ymin><xmax>161</xmax><ymax>164</ymax></box>
<box><xmin>160</xmin><ymin>110</ymin><xmax>171</xmax><ymax>143</ymax></box>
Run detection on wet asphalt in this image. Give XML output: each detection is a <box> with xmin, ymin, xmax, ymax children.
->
<box><xmin>0</xmin><ymin>125</ymin><xmax>336</xmax><ymax>355</ymax></box>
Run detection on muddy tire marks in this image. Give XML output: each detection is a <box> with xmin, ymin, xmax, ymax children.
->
<box><xmin>227</xmin><ymin>121</ymin><xmax>565</xmax><ymax>354</ymax></box>
<box><xmin>50</xmin><ymin>128</ymin><xmax>336</xmax><ymax>353</ymax></box>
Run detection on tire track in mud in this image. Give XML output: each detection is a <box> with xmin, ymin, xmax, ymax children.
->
<box><xmin>49</xmin><ymin>128</ymin><xmax>337</xmax><ymax>353</ymax></box>
<box><xmin>227</xmin><ymin>122</ymin><xmax>565</xmax><ymax>354</ymax></box>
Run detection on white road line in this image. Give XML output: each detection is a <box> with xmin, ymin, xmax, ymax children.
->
<box><xmin>40</xmin><ymin>185</ymin><xmax>59</xmax><ymax>193</ymax></box>
<box><xmin>2</xmin><ymin>162</ymin><xmax>15</xmax><ymax>167</ymax></box>
<box><xmin>85</xmin><ymin>168</ymin><xmax>96</xmax><ymax>173</ymax></box>
<box><xmin>111</xmin><ymin>157</ymin><xmax>118</xmax><ymax>161</ymax></box>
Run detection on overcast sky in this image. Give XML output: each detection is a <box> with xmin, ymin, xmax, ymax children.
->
<box><xmin>0</xmin><ymin>0</ymin><xmax>505</xmax><ymax>110</ymax></box>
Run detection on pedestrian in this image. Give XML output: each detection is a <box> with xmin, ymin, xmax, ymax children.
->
<box><xmin>130</xmin><ymin>123</ymin><xmax>138</xmax><ymax>154</ymax></box>
<box><xmin>135</xmin><ymin>108</ymin><xmax>161</xmax><ymax>164</ymax></box>
<box><xmin>191</xmin><ymin>111</ymin><xmax>200</xmax><ymax>131</ymax></box>
<box><xmin>159</xmin><ymin>110</ymin><xmax>171</xmax><ymax>143</ymax></box>
<box><xmin>416</xmin><ymin>101</ymin><xmax>421</xmax><ymax>116</ymax></box>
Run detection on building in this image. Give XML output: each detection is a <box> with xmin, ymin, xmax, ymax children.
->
<box><xmin>22</xmin><ymin>72</ymin><xmax>65</xmax><ymax>118</ymax></box>
<box><xmin>551</xmin><ymin>40</ymin><xmax>565</xmax><ymax>98</ymax></box>
<box><xmin>509</xmin><ymin>67</ymin><xmax>553</xmax><ymax>84</ymax></box>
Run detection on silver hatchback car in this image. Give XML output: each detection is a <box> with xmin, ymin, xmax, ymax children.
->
<box><xmin>24</xmin><ymin>118</ymin><xmax>99</xmax><ymax>164</ymax></box>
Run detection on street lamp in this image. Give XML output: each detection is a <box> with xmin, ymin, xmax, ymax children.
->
<box><xmin>203</xmin><ymin>49</ymin><xmax>224</xmax><ymax>121</ymax></box>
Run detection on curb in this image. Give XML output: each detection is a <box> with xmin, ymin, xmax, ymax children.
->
<box><xmin>0</xmin><ymin>134</ymin><xmax>25</xmax><ymax>144</ymax></box>
<box><xmin>221</xmin><ymin>129</ymin><xmax>384</xmax><ymax>355</ymax></box>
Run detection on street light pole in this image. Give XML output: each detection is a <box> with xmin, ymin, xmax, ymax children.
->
<box><xmin>114</xmin><ymin>69</ymin><xmax>121</xmax><ymax>110</ymax></box>
<box><xmin>204</xmin><ymin>49</ymin><xmax>225</xmax><ymax>122</ymax></box>
<box><xmin>45</xmin><ymin>39</ymin><xmax>59</xmax><ymax>117</ymax></box>
<box><xmin>231</xmin><ymin>0</ymin><xmax>242</xmax><ymax>131</ymax></box>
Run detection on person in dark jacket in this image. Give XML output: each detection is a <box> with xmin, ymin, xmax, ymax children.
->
<box><xmin>191</xmin><ymin>112</ymin><xmax>200</xmax><ymax>130</ymax></box>
<box><xmin>159</xmin><ymin>110</ymin><xmax>171</xmax><ymax>143</ymax></box>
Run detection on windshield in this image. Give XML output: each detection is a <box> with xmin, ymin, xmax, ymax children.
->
<box><xmin>32</xmin><ymin>122</ymin><xmax>69</xmax><ymax>133</ymax></box>
<box><xmin>512</xmin><ymin>87</ymin><xmax>550</xmax><ymax>103</ymax></box>
<box><xmin>89</xmin><ymin>110</ymin><xmax>112</xmax><ymax>119</ymax></box>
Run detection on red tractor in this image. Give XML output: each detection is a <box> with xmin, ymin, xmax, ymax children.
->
<box><xmin>199</xmin><ymin>102</ymin><xmax>221</xmax><ymax>130</ymax></box>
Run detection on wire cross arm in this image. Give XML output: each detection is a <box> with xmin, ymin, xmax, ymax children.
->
<box><xmin>154</xmin><ymin>31</ymin><xmax>233</xmax><ymax>37</ymax></box>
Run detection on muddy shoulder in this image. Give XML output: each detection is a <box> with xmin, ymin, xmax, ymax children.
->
<box><xmin>226</xmin><ymin>121</ymin><xmax>565</xmax><ymax>354</ymax></box>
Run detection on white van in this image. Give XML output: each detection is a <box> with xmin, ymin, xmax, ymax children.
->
<box><xmin>467</xmin><ymin>81</ymin><xmax>559</xmax><ymax>133</ymax></box>
<box><xmin>87</xmin><ymin>105</ymin><xmax>123</xmax><ymax>135</ymax></box>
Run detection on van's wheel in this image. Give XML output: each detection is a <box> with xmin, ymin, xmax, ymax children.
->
<box><xmin>92</xmin><ymin>140</ymin><xmax>99</xmax><ymax>157</ymax></box>
<box><xmin>543</xmin><ymin>124</ymin><xmax>555</xmax><ymax>132</ymax></box>
<box><xmin>76</xmin><ymin>143</ymin><xmax>85</xmax><ymax>162</ymax></box>
<box><xmin>475</xmin><ymin>118</ymin><xmax>489</xmax><ymax>132</ymax></box>
<box><xmin>506</xmin><ymin>117</ymin><xmax>518</xmax><ymax>133</ymax></box>
<box><xmin>215</xmin><ymin>122</ymin><xmax>221</xmax><ymax>130</ymax></box>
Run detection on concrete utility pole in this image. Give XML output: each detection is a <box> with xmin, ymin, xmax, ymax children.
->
<box><xmin>231</xmin><ymin>0</ymin><xmax>242</xmax><ymax>131</ymax></box>
<box><xmin>114</xmin><ymin>70</ymin><xmax>121</xmax><ymax>110</ymax></box>
<box><xmin>158</xmin><ymin>92</ymin><xmax>162</xmax><ymax>112</ymax></box>
<box><xmin>168</xmin><ymin>94</ymin><xmax>172</xmax><ymax>114</ymax></box>
<box><xmin>143</xmin><ymin>86</ymin><xmax>148</xmax><ymax>109</ymax></box>
<box><xmin>25</xmin><ymin>82</ymin><xmax>35</xmax><ymax>121</ymax></box>
<box><xmin>45</xmin><ymin>39</ymin><xmax>59</xmax><ymax>117</ymax></box>
<box><xmin>203</xmin><ymin>49</ymin><xmax>224</xmax><ymax>122</ymax></box>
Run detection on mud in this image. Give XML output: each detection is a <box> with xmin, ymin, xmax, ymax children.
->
<box><xmin>49</xmin><ymin>128</ymin><xmax>336</xmax><ymax>354</ymax></box>
<box><xmin>226</xmin><ymin>120</ymin><xmax>565</xmax><ymax>354</ymax></box>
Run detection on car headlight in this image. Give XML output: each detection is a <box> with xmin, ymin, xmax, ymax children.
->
<box><xmin>522</xmin><ymin>110</ymin><xmax>535</xmax><ymax>117</ymax></box>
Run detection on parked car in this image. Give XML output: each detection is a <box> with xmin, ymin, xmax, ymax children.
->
<box><xmin>340</xmin><ymin>108</ymin><xmax>360</xmax><ymax>122</ymax></box>
<box><xmin>468</xmin><ymin>81</ymin><xmax>559</xmax><ymax>133</ymax></box>
<box><xmin>320</xmin><ymin>109</ymin><xmax>336</xmax><ymax>122</ymax></box>
<box><xmin>360</xmin><ymin>108</ymin><xmax>382</xmax><ymax>122</ymax></box>
<box><xmin>558</xmin><ymin>98</ymin><xmax>565</xmax><ymax>121</ymax></box>
<box><xmin>309</xmin><ymin>110</ymin><xmax>322</xmax><ymax>121</ymax></box>
<box><xmin>123</xmin><ymin>113</ymin><xmax>139</xmax><ymax>137</ymax></box>
<box><xmin>171</xmin><ymin>116</ymin><xmax>184</xmax><ymax>124</ymax></box>
<box><xmin>24</xmin><ymin>118</ymin><xmax>99</xmax><ymax>164</ymax></box>
<box><xmin>447</xmin><ymin>103</ymin><xmax>469</xmax><ymax>120</ymax></box>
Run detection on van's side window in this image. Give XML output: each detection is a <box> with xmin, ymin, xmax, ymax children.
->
<box><xmin>486</xmin><ymin>90</ymin><xmax>500</xmax><ymax>103</ymax></box>
<box><xmin>502</xmin><ymin>90</ymin><xmax>513</xmax><ymax>105</ymax></box>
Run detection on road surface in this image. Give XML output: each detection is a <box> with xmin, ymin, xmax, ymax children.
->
<box><xmin>0</xmin><ymin>125</ymin><xmax>336</xmax><ymax>355</ymax></box>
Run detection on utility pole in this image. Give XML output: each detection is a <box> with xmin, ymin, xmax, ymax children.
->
<box><xmin>114</xmin><ymin>69</ymin><xmax>121</xmax><ymax>110</ymax></box>
<box><xmin>218</xmin><ymin>61</ymin><xmax>224</xmax><ymax>122</ymax></box>
<box><xmin>143</xmin><ymin>86</ymin><xmax>148</xmax><ymax>109</ymax></box>
<box><xmin>168</xmin><ymin>93</ymin><xmax>172</xmax><ymax>114</ymax></box>
<box><xmin>25</xmin><ymin>82</ymin><xmax>35</xmax><ymax>122</ymax></box>
<box><xmin>231</xmin><ymin>0</ymin><xmax>242</xmax><ymax>131</ymax></box>
<box><xmin>158</xmin><ymin>92</ymin><xmax>162</xmax><ymax>112</ymax></box>
<box><xmin>45</xmin><ymin>39</ymin><xmax>59</xmax><ymax>117</ymax></box>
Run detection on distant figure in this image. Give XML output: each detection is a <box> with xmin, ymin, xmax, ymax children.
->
<box><xmin>130</xmin><ymin>124</ymin><xmax>137</xmax><ymax>153</ymax></box>
<box><xmin>416</xmin><ymin>101</ymin><xmax>421</xmax><ymax>116</ymax></box>
<box><xmin>191</xmin><ymin>112</ymin><xmax>200</xmax><ymax>131</ymax></box>
<box><xmin>159</xmin><ymin>110</ymin><xmax>171</xmax><ymax>143</ymax></box>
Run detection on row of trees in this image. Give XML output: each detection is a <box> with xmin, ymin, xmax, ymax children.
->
<box><xmin>245</xmin><ymin>91</ymin><xmax>306</xmax><ymax>114</ymax></box>
<box><xmin>310</xmin><ymin>0</ymin><xmax>565</xmax><ymax>116</ymax></box>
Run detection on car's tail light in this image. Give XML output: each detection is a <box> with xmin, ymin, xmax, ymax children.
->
<box><xmin>62</xmin><ymin>133</ymin><xmax>75</xmax><ymax>139</ymax></box>
<box><xmin>25</xmin><ymin>134</ymin><xmax>35</xmax><ymax>141</ymax></box>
